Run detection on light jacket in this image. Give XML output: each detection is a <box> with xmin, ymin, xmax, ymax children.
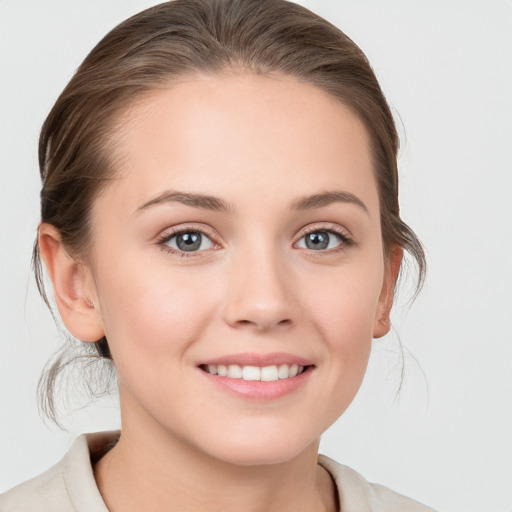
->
<box><xmin>0</xmin><ymin>431</ymin><xmax>436</xmax><ymax>512</ymax></box>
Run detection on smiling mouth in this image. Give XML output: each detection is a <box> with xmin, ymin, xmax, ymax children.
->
<box><xmin>199</xmin><ymin>364</ymin><xmax>310</xmax><ymax>381</ymax></box>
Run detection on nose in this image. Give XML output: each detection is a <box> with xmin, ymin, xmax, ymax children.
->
<box><xmin>221</xmin><ymin>245</ymin><xmax>298</xmax><ymax>333</ymax></box>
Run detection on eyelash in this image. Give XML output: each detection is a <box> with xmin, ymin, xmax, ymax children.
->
<box><xmin>296</xmin><ymin>224</ymin><xmax>355</xmax><ymax>256</ymax></box>
<box><xmin>156</xmin><ymin>226</ymin><xmax>218</xmax><ymax>258</ymax></box>
<box><xmin>156</xmin><ymin>224</ymin><xmax>355</xmax><ymax>259</ymax></box>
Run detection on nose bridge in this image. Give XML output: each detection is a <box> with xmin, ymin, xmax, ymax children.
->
<box><xmin>222</xmin><ymin>233</ymin><xmax>296</xmax><ymax>331</ymax></box>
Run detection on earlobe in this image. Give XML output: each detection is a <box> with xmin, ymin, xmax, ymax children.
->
<box><xmin>38</xmin><ymin>223</ymin><xmax>104</xmax><ymax>342</ymax></box>
<box><xmin>373</xmin><ymin>246</ymin><xmax>403</xmax><ymax>339</ymax></box>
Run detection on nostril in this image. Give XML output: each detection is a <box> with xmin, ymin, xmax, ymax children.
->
<box><xmin>233</xmin><ymin>318</ymin><xmax>292</xmax><ymax>330</ymax></box>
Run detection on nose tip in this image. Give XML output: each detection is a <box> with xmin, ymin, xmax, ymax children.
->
<box><xmin>223</xmin><ymin>290</ymin><xmax>295</xmax><ymax>332</ymax></box>
<box><xmin>221</xmin><ymin>254</ymin><xmax>297</xmax><ymax>332</ymax></box>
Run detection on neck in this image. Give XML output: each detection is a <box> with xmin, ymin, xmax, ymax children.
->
<box><xmin>94</xmin><ymin>418</ymin><xmax>337</xmax><ymax>512</ymax></box>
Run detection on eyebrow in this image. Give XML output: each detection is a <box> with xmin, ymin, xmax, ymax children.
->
<box><xmin>135</xmin><ymin>191</ymin><xmax>238</xmax><ymax>215</ymax></box>
<box><xmin>135</xmin><ymin>189</ymin><xmax>368</xmax><ymax>216</ymax></box>
<box><xmin>290</xmin><ymin>190</ymin><xmax>369</xmax><ymax>214</ymax></box>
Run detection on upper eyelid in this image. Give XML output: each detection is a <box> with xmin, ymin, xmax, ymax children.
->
<box><xmin>295</xmin><ymin>223</ymin><xmax>352</xmax><ymax>240</ymax></box>
<box><xmin>158</xmin><ymin>222</ymin><xmax>351</xmax><ymax>236</ymax></box>
<box><xmin>158</xmin><ymin>224</ymin><xmax>218</xmax><ymax>241</ymax></box>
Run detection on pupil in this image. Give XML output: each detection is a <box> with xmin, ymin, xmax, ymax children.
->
<box><xmin>306</xmin><ymin>232</ymin><xmax>329</xmax><ymax>250</ymax></box>
<box><xmin>177</xmin><ymin>232</ymin><xmax>201</xmax><ymax>251</ymax></box>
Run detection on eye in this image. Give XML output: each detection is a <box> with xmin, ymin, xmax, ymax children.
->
<box><xmin>160</xmin><ymin>230</ymin><xmax>215</xmax><ymax>253</ymax></box>
<box><xmin>295</xmin><ymin>228</ymin><xmax>352</xmax><ymax>251</ymax></box>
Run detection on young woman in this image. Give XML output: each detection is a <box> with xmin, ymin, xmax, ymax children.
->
<box><xmin>0</xmin><ymin>0</ymin><xmax>435</xmax><ymax>510</ymax></box>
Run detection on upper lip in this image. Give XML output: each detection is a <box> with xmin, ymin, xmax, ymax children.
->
<box><xmin>199</xmin><ymin>352</ymin><xmax>314</xmax><ymax>367</ymax></box>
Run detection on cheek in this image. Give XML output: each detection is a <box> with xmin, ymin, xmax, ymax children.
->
<box><xmin>312</xmin><ymin>259</ymin><xmax>383</xmax><ymax>340</ymax></box>
<box><xmin>306</xmin><ymin>256</ymin><xmax>384</xmax><ymax>383</ymax></box>
<box><xmin>95</xmin><ymin>257</ymin><xmax>217</xmax><ymax>372</ymax></box>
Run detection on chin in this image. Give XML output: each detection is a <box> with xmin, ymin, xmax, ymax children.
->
<box><xmin>199</xmin><ymin>430</ymin><xmax>318</xmax><ymax>467</ymax></box>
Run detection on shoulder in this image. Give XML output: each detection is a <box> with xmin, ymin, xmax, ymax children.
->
<box><xmin>0</xmin><ymin>432</ymin><xmax>116</xmax><ymax>512</ymax></box>
<box><xmin>318</xmin><ymin>454</ymin><xmax>437</xmax><ymax>512</ymax></box>
<box><xmin>0</xmin><ymin>461</ymin><xmax>70</xmax><ymax>512</ymax></box>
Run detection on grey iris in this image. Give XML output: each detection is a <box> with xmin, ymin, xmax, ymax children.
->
<box><xmin>177</xmin><ymin>232</ymin><xmax>202</xmax><ymax>251</ymax></box>
<box><xmin>305</xmin><ymin>232</ymin><xmax>330</xmax><ymax>250</ymax></box>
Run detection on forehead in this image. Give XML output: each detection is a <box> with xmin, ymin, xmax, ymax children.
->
<box><xmin>103</xmin><ymin>73</ymin><xmax>379</xmax><ymax>216</ymax></box>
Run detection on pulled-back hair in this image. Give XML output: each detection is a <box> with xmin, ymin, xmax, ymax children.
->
<box><xmin>34</xmin><ymin>0</ymin><xmax>425</xmax><ymax>423</ymax></box>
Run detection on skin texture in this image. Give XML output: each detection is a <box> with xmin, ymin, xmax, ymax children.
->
<box><xmin>39</xmin><ymin>73</ymin><xmax>401</xmax><ymax>512</ymax></box>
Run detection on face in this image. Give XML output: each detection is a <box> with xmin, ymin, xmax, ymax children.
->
<box><xmin>82</xmin><ymin>73</ymin><xmax>396</xmax><ymax>465</ymax></box>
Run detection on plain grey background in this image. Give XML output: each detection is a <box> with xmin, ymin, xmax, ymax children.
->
<box><xmin>1</xmin><ymin>1</ymin><xmax>511</xmax><ymax>511</ymax></box>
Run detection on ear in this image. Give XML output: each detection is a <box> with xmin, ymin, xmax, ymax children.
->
<box><xmin>373</xmin><ymin>246</ymin><xmax>403</xmax><ymax>339</ymax></box>
<box><xmin>38</xmin><ymin>223</ymin><xmax>105</xmax><ymax>342</ymax></box>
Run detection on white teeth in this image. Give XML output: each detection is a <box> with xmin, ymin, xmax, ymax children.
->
<box><xmin>205</xmin><ymin>363</ymin><xmax>306</xmax><ymax>381</ymax></box>
<box><xmin>242</xmin><ymin>366</ymin><xmax>261</xmax><ymax>381</ymax></box>
<box><xmin>227</xmin><ymin>364</ymin><xmax>243</xmax><ymax>379</ymax></box>
<box><xmin>278</xmin><ymin>364</ymin><xmax>289</xmax><ymax>379</ymax></box>
<box><xmin>260</xmin><ymin>365</ymin><xmax>279</xmax><ymax>381</ymax></box>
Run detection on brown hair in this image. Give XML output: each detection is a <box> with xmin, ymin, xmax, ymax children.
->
<box><xmin>34</xmin><ymin>0</ymin><xmax>425</xmax><ymax>423</ymax></box>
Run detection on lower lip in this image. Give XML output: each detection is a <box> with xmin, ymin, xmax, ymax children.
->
<box><xmin>198</xmin><ymin>366</ymin><xmax>314</xmax><ymax>400</ymax></box>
